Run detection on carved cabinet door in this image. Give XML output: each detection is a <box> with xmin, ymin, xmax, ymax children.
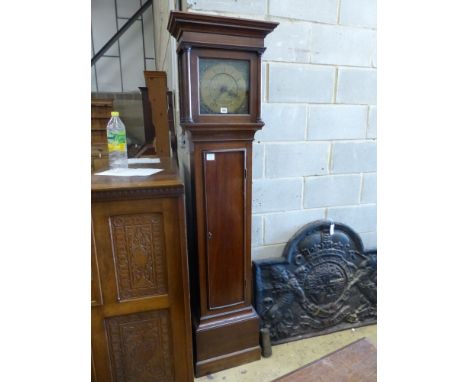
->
<box><xmin>91</xmin><ymin>196</ymin><xmax>193</xmax><ymax>382</ymax></box>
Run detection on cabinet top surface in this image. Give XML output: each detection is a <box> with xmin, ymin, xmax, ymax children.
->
<box><xmin>91</xmin><ymin>157</ymin><xmax>182</xmax><ymax>194</ymax></box>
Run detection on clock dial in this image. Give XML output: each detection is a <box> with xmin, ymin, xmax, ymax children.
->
<box><xmin>199</xmin><ymin>58</ymin><xmax>250</xmax><ymax>115</ymax></box>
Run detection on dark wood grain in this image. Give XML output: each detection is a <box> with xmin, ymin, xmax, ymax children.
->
<box><xmin>167</xmin><ymin>11</ymin><xmax>278</xmax><ymax>41</ymax></box>
<box><xmin>144</xmin><ymin>71</ymin><xmax>171</xmax><ymax>157</ymax></box>
<box><xmin>272</xmin><ymin>338</ymin><xmax>377</xmax><ymax>382</ymax></box>
<box><xmin>106</xmin><ymin>310</ymin><xmax>174</xmax><ymax>382</ymax></box>
<box><xmin>192</xmin><ymin>141</ymin><xmax>253</xmax><ymax>320</ymax></box>
<box><xmin>138</xmin><ymin>86</ymin><xmax>156</xmax><ymax>145</ymax></box>
<box><xmin>168</xmin><ymin>11</ymin><xmax>278</xmax><ymax>377</ymax></box>
<box><xmin>204</xmin><ymin>150</ymin><xmax>246</xmax><ymax>309</ymax></box>
<box><xmin>91</xmin><ymin>158</ymin><xmax>194</xmax><ymax>381</ymax></box>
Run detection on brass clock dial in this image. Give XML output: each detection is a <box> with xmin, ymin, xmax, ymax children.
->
<box><xmin>199</xmin><ymin>58</ymin><xmax>250</xmax><ymax>115</ymax></box>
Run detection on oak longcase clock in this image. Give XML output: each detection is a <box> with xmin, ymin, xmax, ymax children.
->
<box><xmin>168</xmin><ymin>11</ymin><xmax>278</xmax><ymax>377</ymax></box>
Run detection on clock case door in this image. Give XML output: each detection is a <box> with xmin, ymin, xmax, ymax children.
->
<box><xmin>182</xmin><ymin>48</ymin><xmax>260</xmax><ymax>125</ymax></box>
<box><xmin>192</xmin><ymin>143</ymin><xmax>254</xmax><ymax>318</ymax></box>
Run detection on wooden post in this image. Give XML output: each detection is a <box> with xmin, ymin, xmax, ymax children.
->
<box><xmin>144</xmin><ymin>71</ymin><xmax>171</xmax><ymax>157</ymax></box>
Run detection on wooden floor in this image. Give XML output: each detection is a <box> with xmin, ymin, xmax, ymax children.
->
<box><xmin>195</xmin><ymin>325</ymin><xmax>377</xmax><ymax>382</ymax></box>
<box><xmin>272</xmin><ymin>338</ymin><xmax>376</xmax><ymax>382</ymax></box>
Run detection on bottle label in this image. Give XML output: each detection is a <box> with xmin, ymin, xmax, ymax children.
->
<box><xmin>107</xmin><ymin>130</ymin><xmax>127</xmax><ymax>152</ymax></box>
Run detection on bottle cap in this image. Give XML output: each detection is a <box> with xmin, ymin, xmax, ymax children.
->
<box><xmin>111</xmin><ymin>111</ymin><xmax>119</xmax><ymax>117</ymax></box>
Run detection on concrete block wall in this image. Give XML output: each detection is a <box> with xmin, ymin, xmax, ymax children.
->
<box><xmin>186</xmin><ymin>0</ymin><xmax>377</xmax><ymax>259</ymax></box>
<box><xmin>91</xmin><ymin>0</ymin><xmax>156</xmax><ymax>92</ymax></box>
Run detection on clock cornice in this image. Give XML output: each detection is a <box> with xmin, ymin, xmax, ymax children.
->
<box><xmin>168</xmin><ymin>11</ymin><xmax>278</xmax><ymax>41</ymax></box>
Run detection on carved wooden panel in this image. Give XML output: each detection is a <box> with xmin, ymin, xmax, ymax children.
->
<box><xmin>110</xmin><ymin>213</ymin><xmax>168</xmax><ymax>300</ymax></box>
<box><xmin>106</xmin><ymin>310</ymin><xmax>174</xmax><ymax>382</ymax></box>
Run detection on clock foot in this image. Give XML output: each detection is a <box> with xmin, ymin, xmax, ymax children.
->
<box><xmin>193</xmin><ymin>309</ymin><xmax>261</xmax><ymax>377</ymax></box>
<box><xmin>195</xmin><ymin>346</ymin><xmax>261</xmax><ymax>377</ymax></box>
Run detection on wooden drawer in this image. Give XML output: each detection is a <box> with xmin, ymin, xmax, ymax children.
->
<box><xmin>91</xmin><ymin>130</ymin><xmax>107</xmax><ymax>145</ymax></box>
<box><xmin>92</xmin><ymin>107</ymin><xmax>113</xmax><ymax>119</ymax></box>
<box><xmin>91</xmin><ymin>118</ymin><xmax>108</xmax><ymax>130</ymax></box>
<box><xmin>91</xmin><ymin>99</ymin><xmax>113</xmax><ymax>108</ymax></box>
<box><xmin>92</xmin><ymin>144</ymin><xmax>108</xmax><ymax>158</ymax></box>
<box><xmin>92</xmin><ymin>158</ymin><xmax>108</xmax><ymax>172</ymax></box>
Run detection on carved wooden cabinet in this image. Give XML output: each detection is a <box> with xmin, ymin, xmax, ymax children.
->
<box><xmin>91</xmin><ymin>158</ymin><xmax>193</xmax><ymax>382</ymax></box>
<box><xmin>168</xmin><ymin>11</ymin><xmax>277</xmax><ymax>377</ymax></box>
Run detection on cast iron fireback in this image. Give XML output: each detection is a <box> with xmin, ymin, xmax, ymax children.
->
<box><xmin>253</xmin><ymin>220</ymin><xmax>377</xmax><ymax>345</ymax></box>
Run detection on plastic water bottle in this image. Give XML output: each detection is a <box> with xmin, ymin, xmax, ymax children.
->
<box><xmin>106</xmin><ymin>111</ymin><xmax>128</xmax><ymax>168</ymax></box>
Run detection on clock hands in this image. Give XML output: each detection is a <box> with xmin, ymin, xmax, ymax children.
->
<box><xmin>217</xmin><ymin>84</ymin><xmax>238</xmax><ymax>99</ymax></box>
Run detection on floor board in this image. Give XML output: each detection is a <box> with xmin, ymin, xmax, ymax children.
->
<box><xmin>272</xmin><ymin>338</ymin><xmax>376</xmax><ymax>382</ymax></box>
<box><xmin>194</xmin><ymin>324</ymin><xmax>377</xmax><ymax>382</ymax></box>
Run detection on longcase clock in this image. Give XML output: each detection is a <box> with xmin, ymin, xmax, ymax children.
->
<box><xmin>168</xmin><ymin>11</ymin><xmax>278</xmax><ymax>377</ymax></box>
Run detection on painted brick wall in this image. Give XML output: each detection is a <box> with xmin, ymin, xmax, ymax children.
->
<box><xmin>185</xmin><ymin>0</ymin><xmax>377</xmax><ymax>258</ymax></box>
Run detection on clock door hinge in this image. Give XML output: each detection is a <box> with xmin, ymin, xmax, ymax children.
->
<box><xmin>244</xmin><ymin>168</ymin><xmax>247</xmax><ymax>179</ymax></box>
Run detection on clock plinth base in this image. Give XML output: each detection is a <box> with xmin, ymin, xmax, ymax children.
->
<box><xmin>195</xmin><ymin>347</ymin><xmax>261</xmax><ymax>378</ymax></box>
<box><xmin>194</xmin><ymin>309</ymin><xmax>261</xmax><ymax>377</ymax></box>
